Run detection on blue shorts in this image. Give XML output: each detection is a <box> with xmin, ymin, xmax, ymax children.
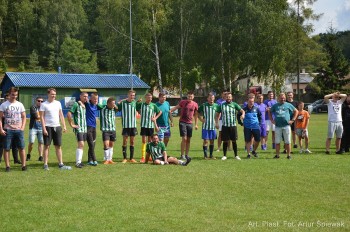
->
<box><xmin>202</xmin><ymin>129</ymin><xmax>217</xmax><ymax>140</ymax></box>
<box><xmin>29</xmin><ymin>128</ymin><xmax>44</xmax><ymax>144</ymax></box>
<box><xmin>158</xmin><ymin>126</ymin><xmax>171</xmax><ymax>140</ymax></box>
<box><xmin>4</xmin><ymin>130</ymin><xmax>25</xmax><ymax>150</ymax></box>
<box><xmin>260</xmin><ymin>123</ymin><xmax>267</xmax><ymax>137</ymax></box>
<box><xmin>244</xmin><ymin>127</ymin><xmax>261</xmax><ymax>142</ymax></box>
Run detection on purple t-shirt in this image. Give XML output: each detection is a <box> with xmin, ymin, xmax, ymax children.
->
<box><xmin>216</xmin><ymin>98</ymin><xmax>225</xmax><ymax>120</ymax></box>
<box><xmin>264</xmin><ymin>99</ymin><xmax>277</xmax><ymax>120</ymax></box>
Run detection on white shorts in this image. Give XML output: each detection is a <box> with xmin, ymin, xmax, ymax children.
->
<box><xmin>296</xmin><ymin>128</ymin><xmax>308</xmax><ymax>138</ymax></box>
<box><xmin>275</xmin><ymin>126</ymin><xmax>291</xmax><ymax>144</ymax></box>
<box><xmin>266</xmin><ymin>120</ymin><xmax>275</xmax><ymax>132</ymax></box>
<box><xmin>327</xmin><ymin>122</ymin><xmax>343</xmax><ymax>139</ymax></box>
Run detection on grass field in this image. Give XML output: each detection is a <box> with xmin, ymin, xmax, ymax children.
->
<box><xmin>1</xmin><ymin>113</ymin><xmax>349</xmax><ymax>231</ymax></box>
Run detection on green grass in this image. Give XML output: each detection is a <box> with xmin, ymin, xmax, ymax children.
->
<box><xmin>1</xmin><ymin>114</ymin><xmax>349</xmax><ymax>231</ymax></box>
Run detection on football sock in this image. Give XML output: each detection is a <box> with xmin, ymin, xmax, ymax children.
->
<box><xmin>141</xmin><ymin>143</ymin><xmax>146</xmax><ymax>159</ymax></box>
<box><xmin>203</xmin><ymin>146</ymin><xmax>208</xmax><ymax>158</ymax></box>
<box><xmin>122</xmin><ymin>146</ymin><xmax>127</xmax><ymax>159</ymax></box>
<box><xmin>130</xmin><ymin>146</ymin><xmax>134</xmax><ymax>159</ymax></box>
<box><xmin>104</xmin><ymin>148</ymin><xmax>109</xmax><ymax>161</ymax></box>
<box><xmin>209</xmin><ymin>144</ymin><xmax>214</xmax><ymax>157</ymax></box>
<box><xmin>76</xmin><ymin>148</ymin><xmax>83</xmax><ymax>164</ymax></box>
<box><xmin>223</xmin><ymin>142</ymin><xmax>228</xmax><ymax>156</ymax></box>
<box><xmin>232</xmin><ymin>141</ymin><xmax>238</xmax><ymax>156</ymax></box>
<box><xmin>109</xmin><ymin>147</ymin><xmax>113</xmax><ymax>160</ymax></box>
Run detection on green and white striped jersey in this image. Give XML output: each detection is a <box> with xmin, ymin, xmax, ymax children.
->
<box><xmin>69</xmin><ymin>102</ymin><xmax>87</xmax><ymax>133</ymax></box>
<box><xmin>117</xmin><ymin>100</ymin><xmax>137</xmax><ymax>128</ymax></box>
<box><xmin>217</xmin><ymin>102</ymin><xmax>241</xmax><ymax>127</ymax></box>
<box><xmin>146</xmin><ymin>141</ymin><xmax>166</xmax><ymax>161</ymax></box>
<box><xmin>198</xmin><ymin>102</ymin><xmax>219</xmax><ymax>130</ymax></box>
<box><xmin>136</xmin><ymin>102</ymin><xmax>160</xmax><ymax>128</ymax></box>
<box><xmin>98</xmin><ymin>104</ymin><xmax>117</xmax><ymax>132</ymax></box>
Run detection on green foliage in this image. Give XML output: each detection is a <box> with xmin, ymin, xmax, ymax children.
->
<box><xmin>0</xmin><ymin>58</ymin><xmax>7</xmax><ymax>73</ymax></box>
<box><xmin>17</xmin><ymin>61</ymin><xmax>25</xmax><ymax>71</ymax></box>
<box><xmin>59</xmin><ymin>37</ymin><xmax>98</xmax><ymax>73</ymax></box>
<box><xmin>27</xmin><ymin>50</ymin><xmax>41</xmax><ymax>72</ymax></box>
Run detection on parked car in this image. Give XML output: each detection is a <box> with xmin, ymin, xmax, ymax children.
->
<box><xmin>307</xmin><ymin>99</ymin><xmax>328</xmax><ymax>113</ymax></box>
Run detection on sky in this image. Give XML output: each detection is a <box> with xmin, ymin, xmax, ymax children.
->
<box><xmin>308</xmin><ymin>0</ymin><xmax>350</xmax><ymax>34</ymax></box>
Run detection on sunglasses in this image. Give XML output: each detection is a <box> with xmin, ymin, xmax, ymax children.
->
<box><xmin>37</xmin><ymin>100</ymin><xmax>43</xmax><ymax>102</ymax></box>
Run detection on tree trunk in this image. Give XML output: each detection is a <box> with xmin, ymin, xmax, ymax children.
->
<box><xmin>220</xmin><ymin>27</ymin><xmax>226</xmax><ymax>90</ymax></box>
<box><xmin>152</xmin><ymin>6</ymin><xmax>163</xmax><ymax>92</ymax></box>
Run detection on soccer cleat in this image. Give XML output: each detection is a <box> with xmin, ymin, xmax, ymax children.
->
<box><xmin>26</xmin><ymin>154</ymin><xmax>31</xmax><ymax>161</ymax></box>
<box><xmin>38</xmin><ymin>156</ymin><xmax>43</xmax><ymax>161</ymax></box>
<box><xmin>76</xmin><ymin>163</ymin><xmax>84</xmax><ymax>168</ymax></box>
<box><xmin>93</xmin><ymin>161</ymin><xmax>98</xmax><ymax>166</ymax></box>
<box><xmin>299</xmin><ymin>149</ymin><xmax>304</xmax><ymax>154</ymax></box>
<box><xmin>129</xmin><ymin>159</ymin><xmax>137</xmax><ymax>163</ymax></box>
<box><xmin>87</xmin><ymin>161</ymin><xmax>94</xmax><ymax>166</ymax></box>
<box><xmin>325</xmin><ymin>151</ymin><xmax>330</xmax><ymax>155</ymax></box>
<box><xmin>140</xmin><ymin>158</ymin><xmax>145</xmax><ymax>163</ymax></box>
<box><xmin>179</xmin><ymin>155</ymin><xmax>186</xmax><ymax>160</ymax></box>
<box><xmin>43</xmin><ymin>165</ymin><xmax>49</xmax><ymax>171</ymax></box>
<box><xmin>304</xmin><ymin>149</ymin><xmax>312</xmax><ymax>154</ymax></box>
<box><xmin>22</xmin><ymin>166</ymin><xmax>27</xmax><ymax>171</ymax></box>
<box><xmin>252</xmin><ymin>150</ymin><xmax>258</xmax><ymax>158</ymax></box>
<box><xmin>59</xmin><ymin>164</ymin><xmax>72</xmax><ymax>170</ymax></box>
<box><xmin>108</xmin><ymin>160</ymin><xmax>115</xmax><ymax>164</ymax></box>
<box><xmin>235</xmin><ymin>156</ymin><xmax>241</xmax><ymax>160</ymax></box>
<box><xmin>122</xmin><ymin>159</ymin><xmax>128</xmax><ymax>164</ymax></box>
<box><xmin>293</xmin><ymin>144</ymin><xmax>298</xmax><ymax>148</ymax></box>
<box><xmin>287</xmin><ymin>155</ymin><xmax>292</xmax><ymax>160</ymax></box>
<box><xmin>221</xmin><ymin>156</ymin><xmax>227</xmax><ymax>161</ymax></box>
<box><xmin>104</xmin><ymin>160</ymin><xmax>110</xmax><ymax>165</ymax></box>
<box><xmin>185</xmin><ymin>156</ymin><xmax>192</xmax><ymax>166</ymax></box>
<box><xmin>247</xmin><ymin>154</ymin><xmax>251</xmax><ymax>159</ymax></box>
<box><xmin>273</xmin><ymin>155</ymin><xmax>280</xmax><ymax>159</ymax></box>
<box><xmin>5</xmin><ymin>166</ymin><xmax>10</xmax><ymax>172</ymax></box>
<box><xmin>148</xmin><ymin>157</ymin><xmax>152</xmax><ymax>162</ymax></box>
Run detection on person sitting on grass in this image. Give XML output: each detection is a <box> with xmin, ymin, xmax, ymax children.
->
<box><xmin>295</xmin><ymin>102</ymin><xmax>311</xmax><ymax>154</ymax></box>
<box><xmin>145</xmin><ymin>134</ymin><xmax>191</xmax><ymax>166</ymax></box>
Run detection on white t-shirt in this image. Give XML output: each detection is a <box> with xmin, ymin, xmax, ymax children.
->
<box><xmin>40</xmin><ymin>100</ymin><xmax>62</xmax><ymax>127</ymax></box>
<box><xmin>0</xmin><ymin>100</ymin><xmax>26</xmax><ymax>130</ymax></box>
<box><xmin>327</xmin><ymin>99</ymin><xmax>344</xmax><ymax>122</ymax></box>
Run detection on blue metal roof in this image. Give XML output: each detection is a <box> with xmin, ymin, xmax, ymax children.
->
<box><xmin>2</xmin><ymin>72</ymin><xmax>150</xmax><ymax>89</ymax></box>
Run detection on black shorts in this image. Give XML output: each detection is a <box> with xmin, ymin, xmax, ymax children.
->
<box><xmin>140</xmin><ymin>127</ymin><xmax>154</xmax><ymax>136</ymax></box>
<box><xmin>179</xmin><ymin>122</ymin><xmax>193</xmax><ymax>137</ymax></box>
<box><xmin>244</xmin><ymin>128</ymin><xmax>261</xmax><ymax>142</ymax></box>
<box><xmin>102</xmin><ymin>131</ymin><xmax>116</xmax><ymax>142</ymax></box>
<box><xmin>122</xmin><ymin>128</ymin><xmax>138</xmax><ymax>137</ymax></box>
<box><xmin>290</xmin><ymin>123</ymin><xmax>295</xmax><ymax>132</ymax></box>
<box><xmin>44</xmin><ymin>126</ymin><xmax>62</xmax><ymax>146</ymax></box>
<box><xmin>221</xmin><ymin>126</ymin><xmax>238</xmax><ymax>141</ymax></box>
<box><xmin>76</xmin><ymin>132</ymin><xmax>87</xmax><ymax>142</ymax></box>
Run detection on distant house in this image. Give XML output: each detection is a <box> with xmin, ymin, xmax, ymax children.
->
<box><xmin>0</xmin><ymin>72</ymin><xmax>150</xmax><ymax>114</ymax></box>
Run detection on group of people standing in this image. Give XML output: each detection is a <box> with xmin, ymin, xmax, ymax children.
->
<box><xmin>1</xmin><ymin>87</ymin><xmax>349</xmax><ymax>172</ymax></box>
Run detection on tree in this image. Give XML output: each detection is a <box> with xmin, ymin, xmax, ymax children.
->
<box><xmin>59</xmin><ymin>37</ymin><xmax>98</xmax><ymax>73</ymax></box>
<box><xmin>28</xmin><ymin>50</ymin><xmax>40</xmax><ymax>72</ymax></box>
<box><xmin>313</xmin><ymin>31</ymin><xmax>350</xmax><ymax>94</ymax></box>
<box><xmin>0</xmin><ymin>58</ymin><xmax>7</xmax><ymax>73</ymax></box>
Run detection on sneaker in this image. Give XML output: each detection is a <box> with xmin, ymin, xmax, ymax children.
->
<box><xmin>43</xmin><ymin>164</ymin><xmax>49</xmax><ymax>171</ymax></box>
<box><xmin>221</xmin><ymin>156</ymin><xmax>227</xmax><ymax>161</ymax></box>
<box><xmin>129</xmin><ymin>159</ymin><xmax>137</xmax><ymax>163</ymax></box>
<box><xmin>216</xmin><ymin>149</ymin><xmax>220</xmax><ymax>152</ymax></box>
<box><xmin>263</xmin><ymin>144</ymin><xmax>267</xmax><ymax>150</ymax></box>
<box><xmin>293</xmin><ymin>144</ymin><xmax>298</xmax><ymax>148</ymax></box>
<box><xmin>140</xmin><ymin>158</ymin><xmax>145</xmax><ymax>163</ymax></box>
<box><xmin>247</xmin><ymin>154</ymin><xmax>251</xmax><ymax>159</ymax></box>
<box><xmin>87</xmin><ymin>161</ymin><xmax>94</xmax><ymax>166</ymax></box>
<box><xmin>304</xmin><ymin>149</ymin><xmax>312</xmax><ymax>154</ymax></box>
<box><xmin>287</xmin><ymin>155</ymin><xmax>292</xmax><ymax>160</ymax></box>
<box><xmin>273</xmin><ymin>155</ymin><xmax>280</xmax><ymax>159</ymax></box>
<box><xmin>26</xmin><ymin>154</ymin><xmax>31</xmax><ymax>161</ymax></box>
<box><xmin>122</xmin><ymin>159</ymin><xmax>128</xmax><ymax>164</ymax></box>
<box><xmin>93</xmin><ymin>161</ymin><xmax>98</xmax><ymax>166</ymax></box>
<box><xmin>252</xmin><ymin>150</ymin><xmax>258</xmax><ymax>158</ymax></box>
<box><xmin>38</xmin><ymin>156</ymin><xmax>43</xmax><ymax>161</ymax></box>
<box><xmin>5</xmin><ymin>166</ymin><xmax>10</xmax><ymax>172</ymax></box>
<box><xmin>235</xmin><ymin>156</ymin><xmax>241</xmax><ymax>160</ymax></box>
<box><xmin>282</xmin><ymin>149</ymin><xmax>287</xmax><ymax>154</ymax></box>
<box><xmin>14</xmin><ymin>160</ymin><xmax>22</xmax><ymax>164</ymax></box>
<box><xmin>76</xmin><ymin>163</ymin><xmax>84</xmax><ymax>168</ymax></box>
<box><xmin>209</xmin><ymin>156</ymin><xmax>216</xmax><ymax>160</ymax></box>
<box><xmin>103</xmin><ymin>160</ymin><xmax>110</xmax><ymax>165</ymax></box>
<box><xmin>299</xmin><ymin>149</ymin><xmax>304</xmax><ymax>154</ymax></box>
<box><xmin>185</xmin><ymin>156</ymin><xmax>192</xmax><ymax>166</ymax></box>
<box><xmin>325</xmin><ymin>151</ymin><xmax>330</xmax><ymax>155</ymax></box>
<box><xmin>336</xmin><ymin>150</ymin><xmax>344</xmax><ymax>154</ymax></box>
<box><xmin>59</xmin><ymin>165</ymin><xmax>72</xmax><ymax>170</ymax></box>
<box><xmin>179</xmin><ymin>155</ymin><xmax>186</xmax><ymax>160</ymax></box>
<box><xmin>108</xmin><ymin>160</ymin><xmax>115</xmax><ymax>164</ymax></box>
<box><xmin>22</xmin><ymin>166</ymin><xmax>27</xmax><ymax>171</ymax></box>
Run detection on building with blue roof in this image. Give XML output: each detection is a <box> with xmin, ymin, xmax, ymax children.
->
<box><xmin>0</xmin><ymin>72</ymin><xmax>150</xmax><ymax>114</ymax></box>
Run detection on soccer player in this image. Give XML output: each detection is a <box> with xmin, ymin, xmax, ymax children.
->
<box><xmin>26</xmin><ymin>97</ymin><xmax>44</xmax><ymax>161</ymax></box>
<box><xmin>137</xmin><ymin>93</ymin><xmax>162</xmax><ymax>163</ymax></box>
<box><xmin>170</xmin><ymin>91</ymin><xmax>198</xmax><ymax>163</ymax></box>
<box><xmin>40</xmin><ymin>88</ymin><xmax>70</xmax><ymax>170</ymax></box>
<box><xmin>0</xmin><ymin>87</ymin><xmax>27</xmax><ymax>172</ymax></box>
<box><xmin>268</xmin><ymin>93</ymin><xmax>298</xmax><ymax>159</ymax></box>
<box><xmin>215</xmin><ymin>92</ymin><xmax>245</xmax><ymax>160</ymax></box>
<box><xmin>85</xmin><ymin>93</ymin><xmax>99</xmax><ymax>165</ymax></box>
<box><xmin>198</xmin><ymin>93</ymin><xmax>219</xmax><ymax>159</ymax></box>
<box><xmin>256</xmin><ymin>94</ymin><xmax>267</xmax><ymax>150</ymax></box>
<box><xmin>156</xmin><ymin>93</ymin><xmax>173</xmax><ymax>146</ymax></box>
<box><xmin>286</xmin><ymin>92</ymin><xmax>299</xmax><ymax>149</ymax></box>
<box><xmin>67</xmin><ymin>92</ymin><xmax>88</xmax><ymax>168</ymax></box>
<box><xmin>324</xmin><ymin>92</ymin><xmax>347</xmax><ymax>154</ymax></box>
<box><xmin>295</xmin><ymin>101</ymin><xmax>311</xmax><ymax>154</ymax></box>
<box><xmin>117</xmin><ymin>90</ymin><xmax>138</xmax><ymax>163</ymax></box>
<box><xmin>238</xmin><ymin>94</ymin><xmax>262</xmax><ymax>158</ymax></box>
<box><xmin>98</xmin><ymin>97</ymin><xmax>118</xmax><ymax>164</ymax></box>
<box><xmin>216</xmin><ymin>90</ymin><xmax>227</xmax><ymax>151</ymax></box>
<box><xmin>264</xmin><ymin>91</ymin><xmax>277</xmax><ymax>149</ymax></box>
<box><xmin>144</xmin><ymin>134</ymin><xmax>190</xmax><ymax>166</ymax></box>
